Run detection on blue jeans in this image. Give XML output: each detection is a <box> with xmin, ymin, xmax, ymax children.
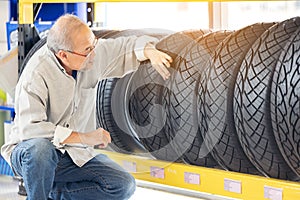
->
<box><xmin>11</xmin><ymin>138</ymin><xmax>136</xmax><ymax>200</ymax></box>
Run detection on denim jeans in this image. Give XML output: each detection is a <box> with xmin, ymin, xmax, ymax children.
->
<box><xmin>10</xmin><ymin>138</ymin><xmax>136</xmax><ymax>200</ymax></box>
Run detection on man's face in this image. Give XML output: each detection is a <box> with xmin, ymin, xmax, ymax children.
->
<box><xmin>59</xmin><ymin>27</ymin><xmax>97</xmax><ymax>72</ymax></box>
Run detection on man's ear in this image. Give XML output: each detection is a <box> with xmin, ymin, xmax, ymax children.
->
<box><xmin>56</xmin><ymin>50</ymin><xmax>68</xmax><ymax>60</ymax></box>
<box><xmin>56</xmin><ymin>50</ymin><xmax>69</xmax><ymax>65</ymax></box>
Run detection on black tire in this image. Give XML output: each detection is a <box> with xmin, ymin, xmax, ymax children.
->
<box><xmin>201</xmin><ymin>23</ymin><xmax>275</xmax><ymax>174</ymax></box>
<box><xmin>19</xmin><ymin>37</ymin><xmax>46</xmax><ymax>75</ymax></box>
<box><xmin>156</xmin><ymin>31</ymin><xmax>197</xmax><ymax>60</ymax></box>
<box><xmin>234</xmin><ymin>17</ymin><xmax>300</xmax><ymax>180</ymax></box>
<box><xmin>166</xmin><ymin>31</ymin><xmax>232</xmax><ymax>167</ymax></box>
<box><xmin>128</xmin><ymin>61</ymin><xmax>176</xmax><ymax>160</ymax></box>
<box><xmin>271</xmin><ymin>27</ymin><xmax>300</xmax><ymax>177</ymax></box>
<box><xmin>128</xmin><ymin>31</ymin><xmax>206</xmax><ymax>161</ymax></box>
<box><xmin>95</xmin><ymin>29</ymin><xmax>171</xmax><ymax>154</ymax></box>
<box><xmin>96</xmin><ymin>75</ymin><xmax>147</xmax><ymax>153</ymax></box>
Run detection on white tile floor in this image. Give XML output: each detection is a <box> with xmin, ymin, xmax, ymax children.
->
<box><xmin>0</xmin><ymin>175</ymin><xmax>232</xmax><ymax>200</ymax></box>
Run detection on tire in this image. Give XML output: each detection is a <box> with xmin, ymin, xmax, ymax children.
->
<box><xmin>271</xmin><ymin>27</ymin><xmax>300</xmax><ymax>177</ymax></box>
<box><xmin>234</xmin><ymin>17</ymin><xmax>300</xmax><ymax>180</ymax></box>
<box><xmin>156</xmin><ymin>31</ymin><xmax>197</xmax><ymax>60</ymax></box>
<box><xmin>201</xmin><ymin>23</ymin><xmax>275</xmax><ymax>174</ymax></box>
<box><xmin>19</xmin><ymin>37</ymin><xmax>46</xmax><ymax>75</ymax></box>
<box><xmin>128</xmin><ymin>61</ymin><xmax>176</xmax><ymax>160</ymax></box>
<box><xmin>128</xmin><ymin>31</ymin><xmax>207</xmax><ymax>161</ymax></box>
<box><xmin>96</xmin><ymin>75</ymin><xmax>147</xmax><ymax>153</ymax></box>
<box><xmin>166</xmin><ymin>30</ymin><xmax>232</xmax><ymax>167</ymax></box>
<box><xmin>95</xmin><ymin>29</ymin><xmax>171</xmax><ymax>153</ymax></box>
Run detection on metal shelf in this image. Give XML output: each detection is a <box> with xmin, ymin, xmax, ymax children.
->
<box><xmin>99</xmin><ymin>150</ymin><xmax>300</xmax><ymax>200</ymax></box>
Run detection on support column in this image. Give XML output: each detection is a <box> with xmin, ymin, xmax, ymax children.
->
<box><xmin>18</xmin><ymin>3</ymin><xmax>42</xmax><ymax>75</ymax></box>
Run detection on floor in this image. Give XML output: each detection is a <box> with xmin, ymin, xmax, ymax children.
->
<box><xmin>0</xmin><ymin>175</ymin><xmax>228</xmax><ymax>200</ymax></box>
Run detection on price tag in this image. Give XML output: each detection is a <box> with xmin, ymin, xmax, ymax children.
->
<box><xmin>150</xmin><ymin>166</ymin><xmax>165</xmax><ymax>179</ymax></box>
<box><xmin>184</xmin><ymin>172</ymin><xmax>200</xmax><ymax>185</ymax></box>
<box><xmin>264</xmin><ymin>186</ymin><xmax>282</xmax><ymax>200</ymax></box>
<box><xmin>122</xmin><ymin>161</ymin><xmax>137</xmax><ymax>173</ymax></box>
<box><xmin>224</xmin><ymin>178</ymin><xmax>242</xmax><ymax>194</ymax></box>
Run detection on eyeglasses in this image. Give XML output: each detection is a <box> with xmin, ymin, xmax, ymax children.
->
<box><xmin>65</xmin><ymin>38</ymin><xmax>98</xmax><ymax>57</ymax></box>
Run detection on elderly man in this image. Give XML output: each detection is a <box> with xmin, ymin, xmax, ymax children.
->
<box><xmin>1</xmin><ymin>14</ymin><xmax>172</xmax><ymax>200</ymax></box>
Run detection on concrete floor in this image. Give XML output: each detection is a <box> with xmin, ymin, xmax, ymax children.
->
<box><xmin>0</xmin><ymin>175</ymin><xmax>217</xmax><ymax>200</ymax></box>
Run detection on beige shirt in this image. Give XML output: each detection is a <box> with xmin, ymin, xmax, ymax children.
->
<box><xmin>1</xmin><ymin>35</ymin><xmax>158</xmax><ymax>167</ymax></box>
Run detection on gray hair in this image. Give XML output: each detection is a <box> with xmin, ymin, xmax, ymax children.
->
<box><xmin>47</xmin><ymin>14</ymin><xmax>88</xmax><ymax>53</ymax></box>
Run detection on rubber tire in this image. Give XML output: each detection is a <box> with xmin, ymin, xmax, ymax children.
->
<box><xmin>165</xmin><ymin>30</ymin><xmax>232</xmax><ymax>167</ymax></box>
<box><xmin>201</xmin><ymin>23</ymin><xmax>276</xmax><ymax>174</ymax></box>
<box><xmin>19</xmin><ymin>37</ymin><xmax>46</xmax><ymax>75</ymax></box>
<box><xmin>234</xmin><ymin>17</ymin><xmax>300</xmax><ymax>180</ymax></box>
<box><xmin>128</xmin><ymin>61</ymin><xmax>177</xmax><ymax>160</ymax></box>
<box><xmin>128</xmin><ymin>31</ymin><xmax>206</xmax><ymax>161</ymax></box>
<box><xmin>95</xmin><ymin>29</ymin><xmax>171</xmax><ymax>153</ymax></box>
<box><xmin>96</xmin><ymin>75</ymin><xmax>147</xmax><ymax>153</ymax></box>
<box><xmin>156</xmin><ymin>31</ymin><xmax>197</xmax><ymax>60</ymax></box>
<box><xmin>271</xmin><ymin>27</ymin><xmax>300</xmax><ymax>177</ymax></box>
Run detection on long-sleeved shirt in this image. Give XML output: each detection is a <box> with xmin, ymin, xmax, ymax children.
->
<box><xmin>1</xmin><ymin>35</ymin><xmax>158</xmax><ymax>167</ymax></box>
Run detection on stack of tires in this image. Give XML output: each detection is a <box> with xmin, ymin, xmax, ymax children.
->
<box><xmin>96</xmin><ymin>17</ymin><xmax>300</xmax><ymax>181</ymax></box>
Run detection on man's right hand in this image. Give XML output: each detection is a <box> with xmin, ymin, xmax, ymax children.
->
<box><xmin>62</xmin><ymin>128</ymin><xmax>111</xmax><ymax>148</ymax></box>
<box><xmin>144</xmin><ymin>42</ymin><xmax>173</xmax><ymax>80</ymax></box>
<box><xmin>80</xmin><ymin>128</ymin><xmax>111</xmax><ymax>148</ymax></box>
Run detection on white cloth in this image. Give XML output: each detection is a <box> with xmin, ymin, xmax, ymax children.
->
<box><xmin>1</xmin><ymin>35</ymin><xmax>158</xmax><ymax>167</ymax></box>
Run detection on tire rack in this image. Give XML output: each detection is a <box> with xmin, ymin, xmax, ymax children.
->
<box><xmin>18</xmin><ymin>0</ymin><xmax>300</xmax><ymax>199</ymax></box>
<box><xmin>98</xmin><ymin>150</ymin><xmax>300</xmax><ymax>200</ymax></box>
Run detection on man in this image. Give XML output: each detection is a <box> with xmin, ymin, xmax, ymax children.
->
<box><xmin>1</xmin><ymin>14</ymin><xmax>172</xmax><ymax>200</ymax></box>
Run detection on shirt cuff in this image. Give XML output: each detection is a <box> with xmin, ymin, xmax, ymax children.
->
<box><xmin>53</xmin><ymin>125</ymin><xmax>73</xmax><ymax>147</ymax></box>
<box><xmin>134</xmin><ymin>35</ymin><xmax>159</xmax><ymax>61</ymax></box>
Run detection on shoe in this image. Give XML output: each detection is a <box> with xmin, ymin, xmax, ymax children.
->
<box><xmin>18</xmin><ymin>178</ymin><xmax>27</xmax><ymax>196</ymax></box>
